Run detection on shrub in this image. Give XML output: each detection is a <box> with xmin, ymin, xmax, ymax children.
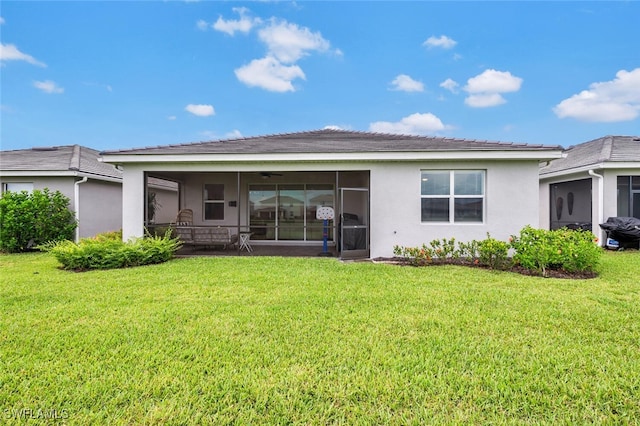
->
<box><xmin>44</xmin><ymin>231</ymin><xmax>181</xmax><ymax>271</ymax></box>
<box><xmin>393</xmin><ymin>244</ymin><xmax>433</xmax><ymax>265</ymax></box>
<box><xmin>0</xmin><ymin>188</ymin><xmax>77</xmax><ymax>252</ymax></box>
<box><xmin>429</xmin><ymin>238</ymin><xmax>458</xmax><ymax>260</ymax></box>
<box><xmin>457</xmin><ymin>240</ymin><xmax>480</xmax><ymax>261</ymax></box>
<box><xmin>510</xmin><ymin>226</ymin><xmax>602</xmax><ymax>276</ymax></box>
<box><xmin>478</xmin><ymin>234</ymin><xmax>511</xmax><ymax>270</ymax></box>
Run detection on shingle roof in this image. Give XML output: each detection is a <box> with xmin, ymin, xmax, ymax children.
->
<box><xmin>540</xmin><ymin>135</ymin><xmax>640</xmax><ymax>175</ymax></box>
<box><xmin>0</xmin><ymin>145</ymin><xmax>122</xmax><ymax>180</ymax></box>
<box><xmin>101</xmin><ymin>129</ymin><xmax>562</xmax><ymax>155</ymax></box>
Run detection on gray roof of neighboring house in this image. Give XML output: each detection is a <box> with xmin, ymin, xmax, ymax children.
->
<box><xmin>101</xmin><ymin>129</ymin><xmax>563</xmax><ymax>155</ymax></box>
<box><xmin>540</xmin><ymin>135</ymin><xmax>640</xmax><ymax>176</ymax></box>
<box><xmin>0</xmin><ymin>145</ymin><xmax>122</xmax><ymax>180</ymax></box>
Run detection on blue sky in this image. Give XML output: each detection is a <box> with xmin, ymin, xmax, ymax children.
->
<box><xmin>1</xmin><ymin>1</ymin><xmax>639</xmax><ymax>151</ymax></box>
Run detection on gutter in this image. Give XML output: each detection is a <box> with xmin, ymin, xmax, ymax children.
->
<box><xmin>74</xmin><ymin>177</ymin><xmax>89</xmax><ymax>242</ymax></box>
<box><xmin>588</xmin><ymin>170</ymin><xmax>604</xmax><ymax>245</ymax></box>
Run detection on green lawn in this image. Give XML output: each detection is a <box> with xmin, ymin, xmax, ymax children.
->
<box><xmin>1</xmin><ymin>251</ymin><xmax>639</xmax><ymax>424</ymax></box>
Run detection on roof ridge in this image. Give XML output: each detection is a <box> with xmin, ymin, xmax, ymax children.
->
<box><xmin>597</xmin><ymin>136</ymin><xmax>614</xmax><ymax>162</ymax></box>
<box><xmin>101</xmin><ymin>128</ymin><xmax>560</xmax><ymax>154</ymax></box>
<box><xmin>68</xmin><ymin>144</ymin><xmax>82</xmax><ymax>171</ymax></box>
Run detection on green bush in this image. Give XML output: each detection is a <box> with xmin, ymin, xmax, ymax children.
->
<box><xmin>510</xmin><ymin>226</ymin><xmax>602</xmax><ymax>276</ymax></box>
<box><xmin>478</xmin><ymin>234</ymin><xmax>511</xmax><ymax>270</ymax></box>
<box><xmin>44</xmin><ymin>231</ymin><xmax>181</xmax><ymax>271</ymax></box>
<box><xmin>0</xmin><ymin>188</ymin><xmax>77</xmax><ymax>252</ymax></box>
<box><xmin>393</xmin><ymin>244</ymin><xmax>433</xmax><ymax>265</ymax></box>
<box><xmin>393</xmin><ymin>226</ymin><xmax>602</xmax><ymax>277</ymax></box>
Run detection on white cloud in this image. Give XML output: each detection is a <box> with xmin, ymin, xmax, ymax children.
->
<box><xmin>464</xmin><ymin>93</ymin><xmax>506</xmax><ymax>108</ymax></box>
<box><xmin>167</xmin><ymin>115</ymin><xmax>177</xmax><ymax>121</ymax></box>
<box><xmin>369</xmin><ymin>112</ymin><xmax>451</xmax><ymax>135</ymax></box>
<box><xmin>465</xmin><ymin>69</ymin><xmax>522</xmax><ymax>94</ymax></box>
<box><xmin>212</xmin><ymin>7</ymin><xmax>260</xmax><ymax>35</ymax></box>
<box><xmin>324</xmin><ymin>125</ymin><xmax>347</xmax><ymax>131</ymax></box>
<box><xmin>185</xmin><ymin>104</ymin><xmax>215</xmax><ymax>117</ymax></box>
<box><xmin>196</xmin><ymin>19</ymin><xmax>209</xmax><ymax>31</ymax></box>
<box><xmin>390</xmin><ymin>74</ymin><xmax>424</xmax><ymax>92</ymax></box>
<box><xmin>0</xmin><ymin>43</ymin><xmax>46</xmax><ymax>67</ymax></box>
<box><xmin>553</xmin><ymin>68</ymin><xmax>640</xmax><ymax>122</ymax></box>
<box><xmin>463</xmin><ymin>69</ymin><xmax>522</xmax><ymax>108</ymax></box>
<box><xmin>211</xmin><ymin>11</ymin><xmax>336</xmax><ymax>92</ymax></box>
<box><xmin>440</xmin><ymin>78</ymin><xmax>459</xmax><ymax>93</ymax></box>
<box><xmin>225</xmin><ymin>129</ymin><xmax>243</xmax><ymax>139</ymax></box>
<box><xmin>235</xmin><ymin>56</ymin><xmax>305</xmax><ymax>92</ymax></box>
<box><xmin>0</xmin><ymin>17</ymin><xmax>5</xmax><ymax>25</ymax></box>
<box><xmin>423</xmin><ymin>35</ymin><xmax>457</xmax><ymax>49</ymax></box>
<box><xmin>258</xmin><ymin>19</ymin><xmax>331</xmax><ymax>64</ymax></box>
<box><xmin>33</xmin><ymin>80</ymin><xmax>64</xmax><ymax>94</ymax></box>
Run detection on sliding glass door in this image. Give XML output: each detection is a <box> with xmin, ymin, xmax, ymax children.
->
<box><xmin>249</xmin><ymin>184</ymin><xmax>334</xmax><ymax>241</ymax></box>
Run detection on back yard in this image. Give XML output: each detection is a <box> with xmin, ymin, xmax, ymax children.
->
<box><xmin>1</xmin><ymin>251</ymin><xmax>639</xmax><ymax>424</ymax></box>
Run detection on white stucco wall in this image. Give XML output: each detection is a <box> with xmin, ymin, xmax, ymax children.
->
<box><xmin>78</xmin><ymin>180</ymin><xmax>122</xmax><ymax>238</ymax></box>
<box><xmin>122</xmin><ymin>168</ymin><xmax>145</xmax><ymax>240</ymax></box>
<box><xmin>1</xmin><ymin>176</ymin><xmax>75</xmax><ymax>208</ymax></box>
<box><xmin>119</xmin><ymin>159</ymin><xmax>547</xmax><ymax>257</ymax></box>
<box><xmin>369</xmin><ymin>160</ymin><xmax>541</xmax><ymax>258</ymax></box>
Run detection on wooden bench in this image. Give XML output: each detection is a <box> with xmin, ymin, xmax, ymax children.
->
<box><xmin>175</xmin><ymin>226</ymin><xmax>238</xmax><ymax>250</ymax></box>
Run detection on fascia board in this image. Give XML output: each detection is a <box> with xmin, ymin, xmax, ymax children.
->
<box><xmin>0</xmin><ymin>170</ymin><xmax>78</xmax><ymax>177</ymax></box>
<box><xmin>539</xmin><ymin>163</ymin><xmax>604</xmax><ymax>180</ymax></box>
<box><xmin>601</xmin><ymin>162</ymin><xmax>640</xmax><ymax>170</ymax></box>
<box><xmin>540</xmin><ymin>161</ymin><xmax>640</xmax><ymax>180</ymax></box>
<box><xmin>0</xmin><ymin>170</ymin><xmax>122</xmax><ymax>183</ymax></box>
<box><xmin>101</xmin><ymin>150</ymin><xmax>564</xmax><ymax>164</ymax></box>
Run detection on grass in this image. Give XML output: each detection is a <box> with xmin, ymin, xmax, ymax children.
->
<box><xmin>1</xmin><ymin>251</ymin><xmax>639</xmax><ymax>424</ymax></box>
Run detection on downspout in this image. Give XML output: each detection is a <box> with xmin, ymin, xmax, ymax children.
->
<box><xmin>588</xmin><ymin>170</ymin><xmax>604</xmax><ymax>245</ymax></box>
<box><xmin>74</xmin><ymin>177</ymin><xmax>89</xmax><ymax>242</ymax></box>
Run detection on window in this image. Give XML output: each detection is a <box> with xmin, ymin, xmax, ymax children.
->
<box><xmin>421</xmin><ymin>170</ymin><xmax>484</xmax><ymax>223</ymax></box>
<box><xmin>2</xmin><ymin>182</ymin><xmax>34</xmax><ymax>193</ymax></box>
<box><xmin>617</xmin><ymin>176</ymin><xmax>640</xmax><ymax>219</ymax></box>
<box><xmin>203</xmin><ymin>184</ymin><xmax>224</xmax><ymax>220</ymax></box>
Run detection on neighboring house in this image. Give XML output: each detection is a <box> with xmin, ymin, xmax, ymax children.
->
<box><xmin>539</xmin><ymin>135</ymin><xmax>640</xmax><ymax>242</ymax></box>
<box><xmin>0</xmin><ymin>145</ymin><xmax>123</xmax><ymax>240</ymax></box>
<box><xmin>101</xmin><ymin>129</ymin><xmax>563</xmax><ymax>259</ymax></box>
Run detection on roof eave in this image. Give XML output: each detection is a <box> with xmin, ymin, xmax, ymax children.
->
<box><xmin>0</xmin><ymin>170</ymin><xmax>122</xmax><ymax>182</ymax></box>
<box><xmin>101</xmin><ymin>149</ymin><xmax>564</xmax><ymax>164</ymax></box>
<box><xmin>540</xmin><ymin>160</ymin><xmax>640</xmax><ymax>179</ymax></box>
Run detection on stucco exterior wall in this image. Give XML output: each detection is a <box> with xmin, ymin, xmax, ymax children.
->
<box><xmin>77</xmin><ymin>180</ymin><xmax>122</xmax><ymax>238</ymax></box>
<box><xmin>120</xmin><ymin>160</ymin><xmax>546</xmax><ymax>258</ymax></box>
<box><xmin>0</xmin><ymin>176</ymin><xmax>76</xmax><ymax>209</ymax></box>
<box><xmin>369</xmin><ymin>160</ymin><xmax>541</xmax><ymax>258</ymax></box>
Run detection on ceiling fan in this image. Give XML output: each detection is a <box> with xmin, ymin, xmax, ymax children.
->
<box><xmin>259</xmin><ymin>172</ymin><xmax>284</xmax><ymax>179</ymax></box>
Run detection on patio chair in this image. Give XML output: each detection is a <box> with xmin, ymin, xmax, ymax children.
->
<box><xmin>174</xmin><ymin>209</ymin><xmax>193</xmax><ymax>226</ymax></box>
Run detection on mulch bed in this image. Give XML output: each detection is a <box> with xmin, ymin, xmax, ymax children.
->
<box><xmin>372</xmin><ymin>257</ymin><xmax>598</xmax><ymax>279</ymax></box>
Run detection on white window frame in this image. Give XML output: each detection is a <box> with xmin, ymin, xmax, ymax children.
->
<box><xmin>2</xmin><ymin>182</ymin><xmax>34</xmax><ymax>194</ymax></box>
<box><xmin>421</xmin><ymin>170</ymin><xmax>485</xmax><ymax>223</ymax></box>
<box><xmin>203</xmin><ymin>183</ymin><xmax>225</xmax><ymax>221</ymax></box>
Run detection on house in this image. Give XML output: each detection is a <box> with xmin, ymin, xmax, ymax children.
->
<box><xmin>0</xmin><ymin>145</ymin><xmax>123</xmax><ymax>240</ymax></box>
<box><xmin>539</xmin><ymin>135</ymin><xmax>640</xmax><ymax>242</ymax></box>
<box><xmin>100</xmin><ymin>129</ymin><xmax>564</xmax><ymax>259</ymax></box>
